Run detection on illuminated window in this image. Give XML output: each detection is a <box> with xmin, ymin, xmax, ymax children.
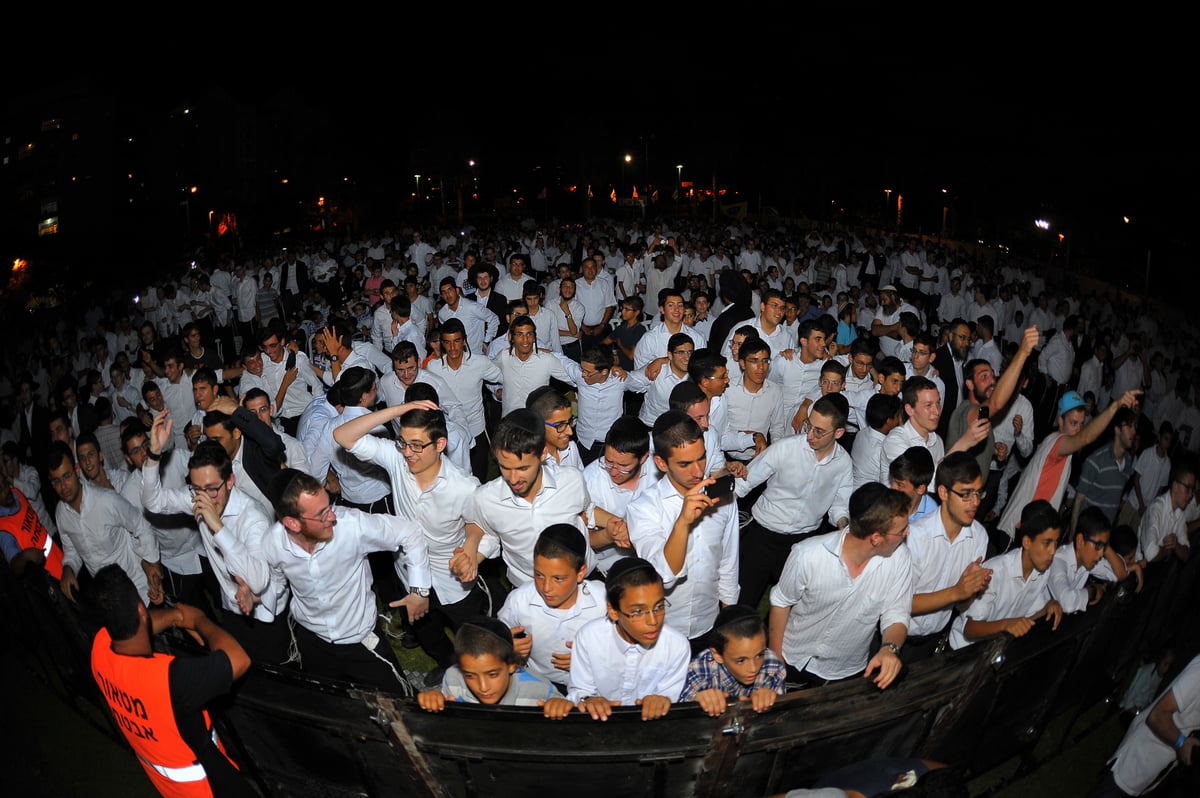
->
<box><xmin>38</xmin><ymin>217</ymin><xmax>60</xmax><ymax>237</ymax></box>
<box><xmin>40</xmin><ymin>118</ymin><xmax>61</xmax><ymax>132</ymax></box>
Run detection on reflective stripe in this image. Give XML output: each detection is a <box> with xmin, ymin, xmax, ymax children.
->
<box><xmin>137</xmin><ymin>730</ymin><xmax>218</xmax><ymax>783</ymax></box>
<box><xmin>40</xmin><ymin>532</ymin><xmax>53</xmax><ymax>558</ymax></box>
<box><xmin>139</xmin><ymin>756</ymin><xmax>206</xmax><ymax>783</ymax></box>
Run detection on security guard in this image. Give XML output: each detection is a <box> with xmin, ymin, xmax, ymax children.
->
<box><xmin>89</xmin><ymin>564</ymin><xmax>254</xmax><ymax>797</ymax></box>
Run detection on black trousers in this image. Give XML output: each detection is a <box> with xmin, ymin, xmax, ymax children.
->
<box><xmin>738</xmin><ymin>519</ymin><xmax>817</xmax><ymax>613</ymax></box>
<box><xmin>291</xmin><ymin>616</ymin><xmax>409</xmax><ymax>692</ymax></box>
<box><xmin>410</xmin><ymin>586</ymin><xmax>488</xmax><ymax>669</ymax></box>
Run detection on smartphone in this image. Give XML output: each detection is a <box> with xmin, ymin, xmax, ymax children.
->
<box><xmin>286</xmin><ymin>351</ymin><xmax>297</xmax><ymax>370</ymax></box>
<box><xmin>978</xmin><ymin>406</ymin><xmax>990</xmax><ymax>421</ymax></box>
<box><xmin>705</xmin><ymin>474</ymin><xmax>735</xmax><ymax>499</ymax></box>
<box><xmin>512</xmin><ymin>631</ymin><xmax>528</xmax><ymax>639</ymax></box>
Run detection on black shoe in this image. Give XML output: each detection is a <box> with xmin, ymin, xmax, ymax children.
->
<box><xmin>400</xmin><ymin>630</ymin><xmax>422</xmax><ymax>649</ymax></box>
<box><xmin>424</xmin><ymin>667</ymin><xmax>446</xmax><ymax>689</ymax></box>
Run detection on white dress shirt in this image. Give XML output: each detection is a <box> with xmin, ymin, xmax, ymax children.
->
<box><xmin>349</xmin><ymin>438</ymin><xmax>479</xmax><ymax>605</ymax></box>
<box><xmin>57</xmin><ymin>481</ymin><xmax>159</xmax><ymax>604</ymax></box>
<box><xmin>1138</xmin><ymin>492</ymin><xmax>1191</xmax><ymax>562</ymax></box>
<box><xmin>468</xmin><ymin>462</ymin><xmax>593</xmax><ymax>586</ymax></box>
<box><xmin>492</xmin><ymin>349</ymin><xmax>572</xmax><ymax>417</ymax></box>
<box><xmin>141</xmin><ymin>463</ymin><xmax>283</xmax><ymax>620</ymax></box>
<box><xmin>565</xmin><ymin>616</ymin><xmax>690</xmax><ymax>704</ymax></box>
<box><xmin>626</xmin><ymin>476</ymin><xmax>740</xmax><ymax>639</ymax></box>
<box><xmin>258</xmin><ymin>506</ymin><xmax>430</xmax><ymax>645</ymax></box>
<box><xmin>879</xmin><ymin>421</ymin><xmax>944</xmax><ymax>488</ymax></box>
<box><xmin>906</xmin><ymin>510</ymin><xmax>989</xmax><ymax>637</ymax></box>
<box><xmin>770</xmin><ymin>529</ymin><xmax>913</xmax><ymax>679</ymax></box>
<box><xmin>735</xmin><ymin>434</ymin><xmax>853</xmax><ymax>535</ymax></box>
<box><xmin>498</xmin><ymin>580</ymin><xmax>609</xmax><ymax>687</ymax></box>
<box><xmin>554</xmin><ymin>355</ymin><xmax>651</xmax><ymax>449</ymax></box>
<box><xmin>425</xmin><ymin>354</ymin><xmax>503</xmax><ymax>439</ymax></box>
<box><xmin>949</xmin><ymin>547</ymin><xmax>1051</xmax><ymax>650</ymax></box>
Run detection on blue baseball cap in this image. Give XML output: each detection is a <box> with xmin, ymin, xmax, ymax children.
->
<box><xmin>1058</xmin><ymin>391</ymin><xmax>1086</xmax><ymax>416</ymax></box>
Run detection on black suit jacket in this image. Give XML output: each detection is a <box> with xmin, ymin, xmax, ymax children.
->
<box><xmin>279</xmin><ymin>259</ymin><xmax>310</xmax><ymax>297</ymax></box>
<box><xmin>934</xmin><ymin>343</ymin><xmax>963</xmax><ymax>440</ymax></box>
<box><xmin>18</xmin><ymin>403</ymin><xmax>51</xmax><ymax>466</ymax></box>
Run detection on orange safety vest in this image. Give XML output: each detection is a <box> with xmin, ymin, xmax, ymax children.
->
<box><xmin>0</xmin><ymin>488</ymin><xmax>63</xmax><ymax>579</ymax></box>
<box><xmin>91</xmin><ymin>628</ymin><xmax>236</xmax><ymax>798</ymax></box>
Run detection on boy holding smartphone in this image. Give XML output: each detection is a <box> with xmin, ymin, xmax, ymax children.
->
<box><xmin>626</xmin><ymin>410</ymin><xmax>740</xmax><ymax>655</ymax></box>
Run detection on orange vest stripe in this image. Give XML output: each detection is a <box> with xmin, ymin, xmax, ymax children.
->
<box><xmin>0</xmin><ymin>489</ymin><xmax>63</xmax><ymax>579</ymax></box>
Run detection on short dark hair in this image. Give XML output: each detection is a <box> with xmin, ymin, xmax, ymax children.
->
<box><xmin>1075</xmin><ymin>506</ymin><xmax>1112</xmax><ymax>542</ymax></box>
<box><xmin>865</xmin><ymin>393</ymin><xmax>903</xmax><ymax>432</ymax></box>
<box><xmin>270</xmin><ymin>468</ymin><xmax>323</xmax><ymax>520</ymax></box>
<box><xmin>391</xmin><ymin>340</ymin><xmax>420</xmax><ymax>364</ymax></box>
<box><xmin>526</xmin><ymin>386</ymin><xmax>570</xmax><ymax>421</ymax></box>
<box><xmin>90</xmin><ymin>564</ymin><xmax>142</xmax><ymax>641</ymax></box>
<box><xmin>710</xmin><ymin>605</ymin><xmax>766</xmax><ymax>654</ymax></box>
<box><xmin>534</xmin><ymin>524</ymin><xmax>588</xmax><ymax>571</ymax></box>
<box><xmin>1017</xmin><ymin>500</ymin><xmax>1061</xmax><ymax>544</ymax></box>
<box><xmin>890</xmin><ymin>446</ymin><xmax>935</xmax><ymax>487</ymax></box>
<box><xmin>936</xmin><ymin>451</ymin><xmax>982</xmax><ymax>492</ymax></box>
<box><xmin>902</xmin><ymin>376</ymin><xmax>938</xmax><ymax>409</ymax></box>
<box><xmin>605</xmin><ymin>557</ymin><xmax>663</xmax><ymax>611</ymax></box>
<box><xmin>668</xmin><ymin>380</ymin><xmax>708</xmax><ymax>414</ymax></box>
<box><xmin>877</xmin><ymin>356</ymin><xmax>906</xmax><ymax>381</ymax></box>
<box><xmin>334</xmin><ymin>366</ymin><xmax>377</xmax><ymax>407</ymax></box>
<box><xmin>847</xmin><ymin>483</ymin><xmax>909</xmax><ymax>539</ymax></box>
<box><xmin>811</xmin><ymin>393</ymin><xmax>849</xmax><ymax>431</ymax></box>
<box><xmin>242</xmin><ymin>387</ymin><xmax>270</xmax><ymax>407</ymax></box>
<box><xmin>46</xmin><ymin>441</ymin><xmax>75</xmax><ymax>472</ymax></box>
<box><xmin>454</xmin><ymin>617</ymin><xmax>517</xmax><ymax>666</ymax></box>
<box><xmin>492</xmin><ymin>409</ymin><xmax>546</xmax><ymax>458</ymax></box>
<box><xmin>188</xmin><ymin>440</ymin><xmax>234</xmax><ymax>481</ymax></box>
<box><xmin>604</xmin><ymin>416</ymin><xmax>650</xmax><ymax>458</ymax></box>
<box><xmin>738</xmin><ymin>337</ymin><xmax>771</xmax><ymax>362</ymax></box>
<box><xmin>687</xmin><ymin>348</ymin><xmax>727</xmax><ymax>383</ymax></box>
<box><xmin>652</xmin><ymin>410</ymin><xmax>704</xmax><ymax>459</ymax></box>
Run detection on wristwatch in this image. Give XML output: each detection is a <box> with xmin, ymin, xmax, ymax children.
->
<box><xmin>881</xmin><ymin>641</ymin><xmax>901</xmax><ymax>656</ymax></box>
<box><xmin>329</xmin><ymin>355</ymin><xmax>340</xmax><ymax>362</ymax></box>
<box><xmin>409</xmin><ymin>587</ymin><xmax>431</xmax><ymax>598</ymax></box>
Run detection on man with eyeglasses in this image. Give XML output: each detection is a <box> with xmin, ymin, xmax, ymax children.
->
<box><xmin>377</xmin><ymin>340</ymin><xmax>465</xmax><ymax>432</ymax></box>
<box><xmin>627</xmin><ymin>411</ymin><xmax>740</xmax><ymax>654</ymax></box>
<box><xmin>736</xmin><ymin>393</ymin><xmax>854</xmax><ymax>613</ymax></box>
<box><xmin>582</xmin><ymin>417</ymin><xmax>652</xmax><ymax>576</ymax></box>
<box><xmin>333</xmin><ymin>400</ymin><xmax>485</xmax><ymax>683</ymax></box>
<box><xmin>905</xmin><ymin>452</ymin><xmax>992</xmax><ymax>662</ymax></box>
<box><xmin>1048</xmin><ymin>506</ymin><xmax>1130</xmax><ymax>615</ymax></box>
<box><xmin>142</xmin><ymin>417</ymin><xmax>290</xmax><ymax>662</ymax></box>
<box><xmin>724</xmin><ymin>337</ymin><xmax>787</xmax><ymax>463</ymax></box>
<box><xmin>718</xmin><ymin>288</ymin><xmax>796</xmax><ymax>366</ymax></box>
<box><xmin>528</xmin><ymin>387</ymin><xmax>584</xmax><ymax>471</ymax></box>
<box><xmin>260</xmin><ymin>469</ymin><xmax>431</xmax><ymax>692</ymax></box>
<box><xmin>1138</xmin><ymin>460</ymin><xmax>1197</xmax><ymax>564</ymax></box>
<box><xmin>769</xmin><ymin>481</ymin><xmax>913</xmax><ymax>690</ymax></box>
<box><xmin>636</xmin><ymin>333</ymin><xmax>695</xmax><ymax>431</ymax></box>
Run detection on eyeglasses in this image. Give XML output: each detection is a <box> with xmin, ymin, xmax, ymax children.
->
<box><xmin>1175</xmin><ymin>480</ymin><xmax>1197</xmax><ymax>496</ymax></box>
<box><xmin>801</xmin><ymin>421</ymin><xmax>832</xmax><ymax>440</ymax></box>
<box><xmin>819</xmin><ymin>379</ymin><xmax>844</xmax><ymax>389</ymax></box>
<box><xmin>947</xmin><ymin>487</ymin><xmax>987</xmax><ymax>502</ymax></box>
<box><xmin>299</xmin><ymin>505</ymin><xmax>336</xmax><ymax>523</ymax></box>
<box><xmin>580</xmin><ymin>367</ymin><xmax>607</xmax><ymax>380</ymax></box>
<box><xmin>599</xmin><ymin>459</ymin><xmax>639</xmax><ymax>476</ymax></box>
<box><xmin>49</xmin><ymin>473</ymin><xmax>76</xmax><ymax>488</ymax></box>
<box><xmin>1083</xmin><ymin>536</ymin><xmax>1108</xmax><ymax>552</ymax></box>
<box><xmin>545</xmin><ymin>417</ymin><xmax>577</xmax><ymax>433</ymax></box>
<box><xmin>188</xmin><ymin>483</ymin><xmax>225</xmax><ymax>498</ymax></box>
<box><xmin>618</xmin><ymin>599</ymin><xmax>671</xmax><ymax>619</ymax></box>
<box><xmin>671</xmin><ymin>349</ymin><xmax>694</xmax><ymax>358</ymax></box>
<box><xmin>396</xmin><ymin>439</ymin><xmax>437</xmax><ymax>453</ymax></box>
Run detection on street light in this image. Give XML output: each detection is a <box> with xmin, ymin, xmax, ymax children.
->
<box><xmin>622</xmin><ymin>154</ymin><xmax>632</xmax><ymax>196</ymax></box>
<box><xmin>414</xmin><ymin>174</ymin><xmax>421</xmax><ymax>198</ymax></box>
<box><xmin>883</xmin><ymin>188</ymin><xmax>892</xmax><ymax>228</ymax></box>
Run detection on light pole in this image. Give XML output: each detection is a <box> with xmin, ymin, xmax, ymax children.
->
<box><xmin>414</xmin><ymin>174</ymin><xmax>421</xmax><ymax>203</ymax></box>
<box><xmin>883</xmin><ymin>188</ymin><xmax>892</xmax><ymax>230</ymax></box>
<box><xmin>676</xmin><ymin>164</ymin><xmax>683</xmax><ymax>213</ymax></box>
<box><xmin>622</xmin><ymin>154</ymin><xmax>632</xmax><ymax>197</ymax></box>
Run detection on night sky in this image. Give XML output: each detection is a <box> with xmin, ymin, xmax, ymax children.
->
<box><xmin>8</xmin><ymin>35</ymin><xmax>1196</xmax><ymax>300</ymax></box>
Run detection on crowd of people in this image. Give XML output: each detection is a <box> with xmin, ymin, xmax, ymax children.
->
<box><xmin>3</xmin><ymin>216</ymin><xmax>1200</xmax><ymax>797</ymax></box>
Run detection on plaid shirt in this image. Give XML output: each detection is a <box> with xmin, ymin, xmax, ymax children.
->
<box><xmin>680</xmin><ymin>647</ymin><xmax>788</xmax><ymax>702</ymax></box>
